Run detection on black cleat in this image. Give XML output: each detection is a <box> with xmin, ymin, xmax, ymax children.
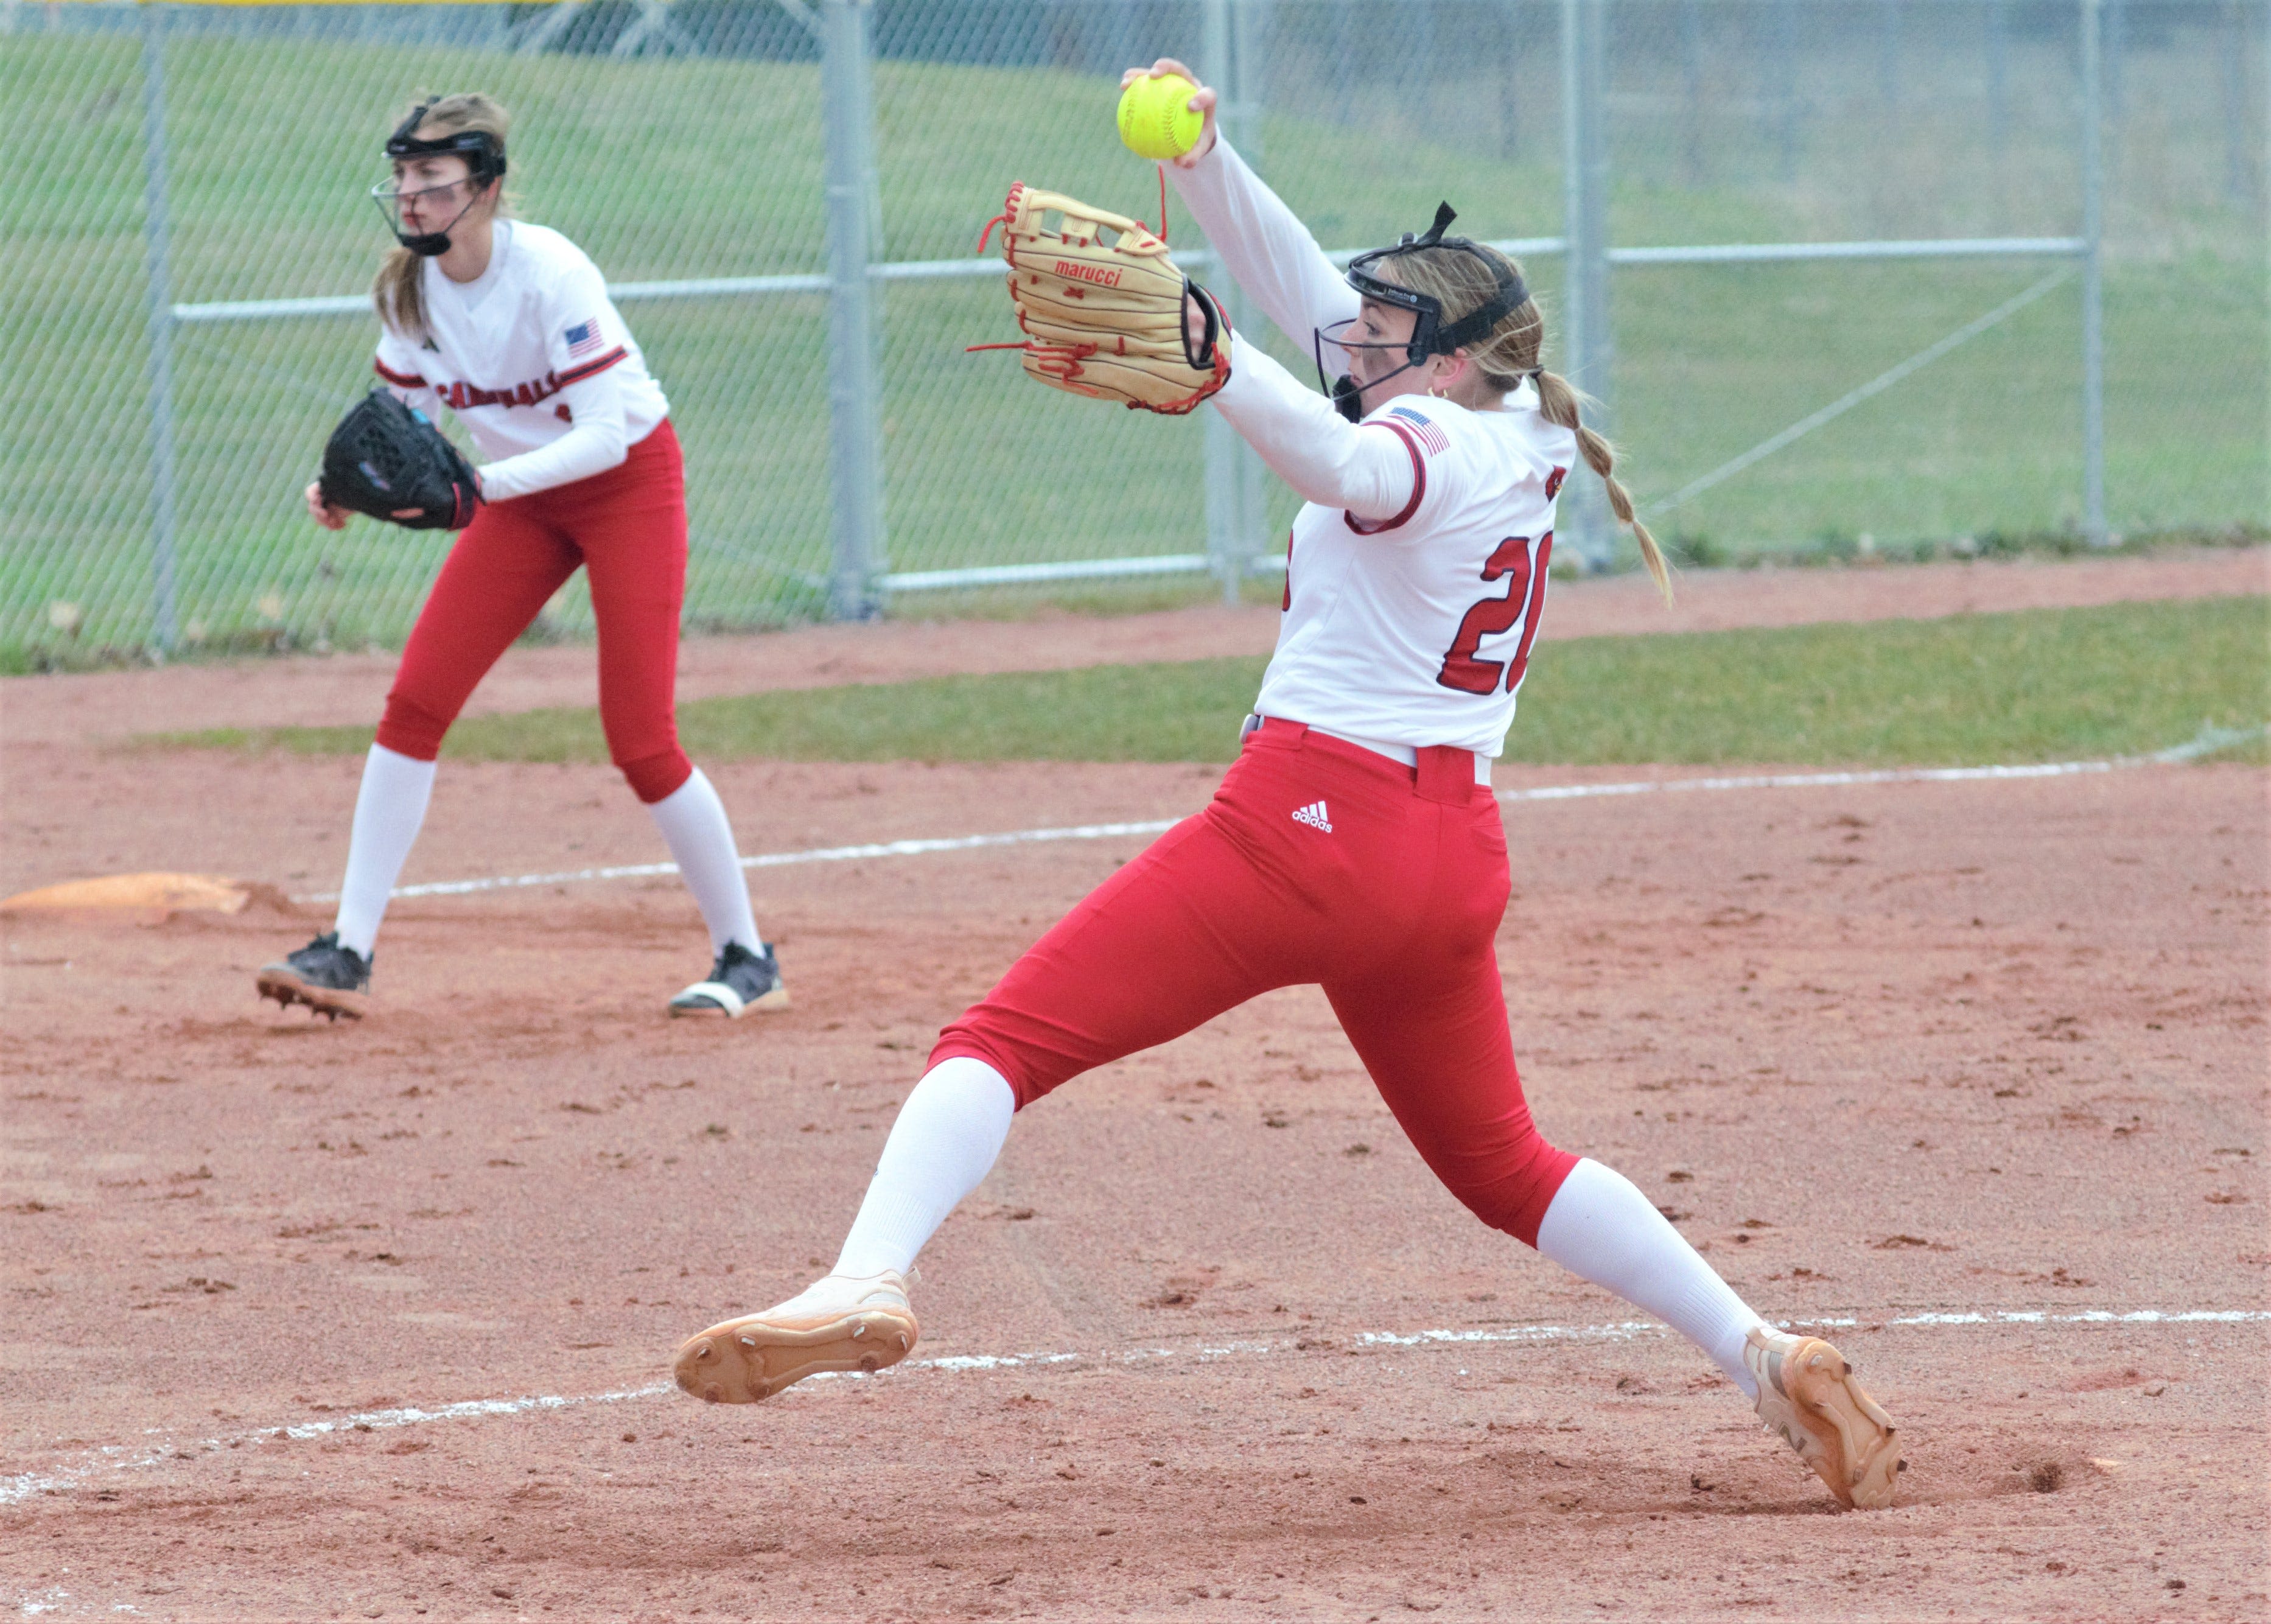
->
<box><xmin>256</xmin><ymin>931</ymin><xmax>371</xmax><ymax>1021</ymax></box>
<box><xmin>668</xmin><ymin>940</ymin><xmax>789</xmax><ymax>1018</ymax></box>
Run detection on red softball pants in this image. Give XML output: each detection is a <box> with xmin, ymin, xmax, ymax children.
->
<box><xmin>375</xmin><ymin>420</ymin><xmax>693</xmax><ymax>804</ymax></box>
<box><xmin>931</xmin><ymin>718</ymin><xmax>1579</xmax><ymax>1247</ymax></box>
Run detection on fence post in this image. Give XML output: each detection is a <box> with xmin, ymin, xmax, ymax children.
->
<box><xmin>2080</xmin><ymin>0</ymin><xmax>2108</xmax><ymax>545</ymax></box>
<box><xmin>1770</xmin><ymin>0</ymin><xmax>1799</xmax><ymax>184</ymax></box>
<box><xmin>141</xmin><ymin>1</ymin><xmax>181</xmax><ymax>654</ymax></box>
<box><xmin>822</xmin><ymin>0</ymin><xmax>884</xmax><ymax>618</ymax></box>
<box><xmin>1203</xmin><ymin>0</ymin><xmax>1267</xmax><ymax>606</ymax></box>
<box><xmin>1559</xmin><ymin>0</ymin><xmax>1612</xmax><ymax>569</ymax></box>
<box><xmin>1678</xmin><ymin>0</ymin><xmax>1704</xmax><ymax>187</ymax></box>
<box><xmin>1987</xmin><ymin>0</ymin><xmax>2009</xmax><ymax>158</ymax></box>
<box><xmin>1878</xmin><ymin>0</ymin><xmax>1900</xmax><ymax>110</ymax></box>
<box><xmin>2104</xmin><ymin>0</ymin><xmax>2124</xmax><ymax>134</ymax></box>
<box><xmin>2222</xmin><ymin>0</ymin><xmax>2250</xmax><ymax>209</ymax></box>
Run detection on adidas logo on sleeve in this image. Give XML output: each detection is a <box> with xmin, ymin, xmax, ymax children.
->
<box><xmin>1290</xmin><ymin>800</ymin><xmax>1333</xmax><ymax>833</ymax></box>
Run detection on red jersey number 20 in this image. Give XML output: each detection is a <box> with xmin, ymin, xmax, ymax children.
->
<box><xmin>1436</xmin><ymin>530</ymin><xmax>1554</xmax><ymax>696</ymax></box>
<box><xmin>1435</xmin><ymin>465</ymin><xmax>1566</xmax><ymax>696</ymax></box>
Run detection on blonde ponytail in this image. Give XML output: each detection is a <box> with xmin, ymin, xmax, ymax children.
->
<box><xmin>374</xmin><ymin>247</ymin><xmax>425</xmax><ymax>341</ymax></box>
<box><xmin>1535</xmin><ymin>369</ymin><xmax>1671</xmax><ymax>603</ymax></box>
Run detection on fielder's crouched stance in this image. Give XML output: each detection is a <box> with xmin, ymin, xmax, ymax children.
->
<box><xmin>258</xmin><ymin>94</ymin><xmax>784</xmax><ymax>1023</ymax></box>
<box><xmin>676</xmin><ymin>63</ymin><xmax>1902</xmax><ymax>1511</ymax></box>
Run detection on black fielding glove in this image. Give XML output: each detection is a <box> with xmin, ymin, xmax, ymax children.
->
<box><xmin>318</xmin><ymin>390</ymin><xmax>481</xmax><ymax>530</ymax></box>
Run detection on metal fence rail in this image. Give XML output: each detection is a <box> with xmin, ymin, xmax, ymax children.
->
<box><xmin>3</xmin><ymin>0</ymin><xmax>2263</xmax><ymax>667</ymax></box>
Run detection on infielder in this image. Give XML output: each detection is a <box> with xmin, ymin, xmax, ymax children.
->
<box><xmin>673</xmin><ymin>63</ymin><xmax>1902</xmax><ymax>1510</ymax></box>
<box><xmin>258</xmin><ymin>94</ymin><xmax>784</xmax><ymax>1023</ymax></box>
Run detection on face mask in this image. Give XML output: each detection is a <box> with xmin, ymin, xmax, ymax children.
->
<box><xmin>1315</xmin><ymin>201</ymin><xmax>1528</xmax><ymax>422</ymax></box>
<box><xmin>1315</xmin><ymin>334</ymin><xmax>1432</xmax><ymax>424</ymax></box>
<box><xmin>371</xmin><ymin>177</ymin><xmax>486</xmax><ymax>258</ymax></box>
<box><xmin>374</xmin><ymin>98</ymin><xmax>506</xmax><ymax>258</ymax></box>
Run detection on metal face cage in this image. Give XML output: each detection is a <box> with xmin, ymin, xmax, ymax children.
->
<box><xmin>1312</xmin><ymin>203</ymin><xmax>1530</xmax><ymax>419</ymax></box>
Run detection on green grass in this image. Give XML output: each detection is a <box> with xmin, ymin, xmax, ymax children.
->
<box><xmin>159</xmin><ymin>595</ymin><xmax>2270</xmax><ymax>770</ymax></box>
<box><xmin>2196</xmin><ymin>733</ymin><xmax>2271</xmax><ymax>766</ymax></box>
<box><xmin>7</xmin><ymin>24</ymin><xmax>2265</xmax><ymax>668</ymax></box>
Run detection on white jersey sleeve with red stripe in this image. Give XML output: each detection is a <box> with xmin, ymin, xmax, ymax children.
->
<box><xmin>1248</xmin><ymin>385</ymin><xmax>1576</xmax><ymax>758</ymax></box>
<box><xmin>371</xmin><ymin>220</ymin><xmax>670</xmax><ymax>502</ymax></box>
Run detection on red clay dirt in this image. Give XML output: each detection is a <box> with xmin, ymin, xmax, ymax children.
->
<box><xmin>1</xmin><ymin>551</ymin><xmax>2266</xmax><ymax>1622</ymax></box>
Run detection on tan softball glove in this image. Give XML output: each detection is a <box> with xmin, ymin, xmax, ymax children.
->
<box><xmin>975</xmin><ymin>182</ymin><xmax>1231</xmax><ymax>415</ymax></box>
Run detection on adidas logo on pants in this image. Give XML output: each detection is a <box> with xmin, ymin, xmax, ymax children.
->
<box><xmin>1290</xmin><ymin>800</ymin><xmax>1332</xmax><ymax>833</ymax></box>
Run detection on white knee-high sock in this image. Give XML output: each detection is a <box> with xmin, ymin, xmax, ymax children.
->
<box><xmin>1534</xmin><ymin>1158</ymin><xmax>1768</xmax><ymax>1398</ymax></box>
<box><xmin>645</xmin><ymin>768</ymin><xmax>761</xmax><ymax>955</ymax></box>
<box><xmin>331</xmin><ymin>743</ymin><xmax>436</xmax><ymax>959</ymax></box>
<box><xmin>833</xmin><ymin>1057</ymin><xmax>1017</xmax><ymax>1279</ymax></box>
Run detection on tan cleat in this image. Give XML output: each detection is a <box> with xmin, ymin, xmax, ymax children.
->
<box><xmin>1746</xmin><ymin>1326</ymin><xmax>1902</xmax><ymax>1510</ymax></box>
<box><xmin>673</xmin><ymin>1271</ymin><xmax>917</xmax><ymax>1405</ymax></box>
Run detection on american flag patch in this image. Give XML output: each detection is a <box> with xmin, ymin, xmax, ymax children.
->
<box><xmin>564</xmin><ymin>319</ymin><xmax>604</xmax><ymax>360</ymax></box>
<box><xmin>1388</xmin><ymin>405</ymin><xmax>1450</xmax><ymax>455</ymax></box>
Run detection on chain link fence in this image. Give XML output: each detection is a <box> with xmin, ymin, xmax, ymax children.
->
<box><xmin>3</xmin><ymin>0</ymin><xmax>2264</xmax><ymax>668</ymax></box>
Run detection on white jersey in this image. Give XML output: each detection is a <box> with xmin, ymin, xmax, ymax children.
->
<box><xmin>1171</xmin><ymin>139</ymin><xmax>1575</xmax><ymax>761</ymax></box>
<box><xmin>372</xmin><ymin>220</ymin><xmax>669</xmax><ymax>502</ymax></box>
<box><xmin>1258</xmin><ymin>391</ymin><xmax>1573</xmax><ymax>757</ymax></box>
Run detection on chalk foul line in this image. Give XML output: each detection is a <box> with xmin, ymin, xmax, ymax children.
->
<box><xmin>1497</xmin><ymin>723</ymin><xmax>2262</xmax><ymax>805</ymax></box>
<box><xmin>296</xmin><ymin>724</ymin><xmax>2266</xmax><ymax>905</ymax></box>
<box><xmin>6</xmin><ymin>1304</ymin><xmax>2266</xmax><ymax>1510</ymax></box>
<box><xmin>324</xmin><ymin>819</ymin><xmax>1186</xmax><ymax>904</ymax></box>
<box><xmin>1354</xmin><ymin>1306</ymin><xmax>2271</xmax><ymax>1346</ymax></box>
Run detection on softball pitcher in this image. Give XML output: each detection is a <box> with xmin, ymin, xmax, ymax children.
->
<box><xmin>671</xmin><ymin>65</ymin><xmax>1902</xmax><ymax>1510</ymax></box>
<box><xmin>257</xmin><ymin>94</ymin><xmax>783</xmax><ymax>1022</ymax></box>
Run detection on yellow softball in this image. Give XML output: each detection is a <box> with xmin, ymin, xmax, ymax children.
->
<box><xmin>1117</xmin><ymin>72</ymin><xmax>1203</xmax><ymax>162</ymax></box>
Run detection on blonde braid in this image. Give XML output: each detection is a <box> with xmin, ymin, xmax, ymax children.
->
<box><xmin>1535</xmin><ymin>369</ymin><xmax>1670</xmax><ymax>602</ymax></box>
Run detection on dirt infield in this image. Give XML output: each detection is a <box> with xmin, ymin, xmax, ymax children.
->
<box><xmin>2</xmin><ymin>553</ymin><xmax>2267</xmax><ymax>1621</ymax></box>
